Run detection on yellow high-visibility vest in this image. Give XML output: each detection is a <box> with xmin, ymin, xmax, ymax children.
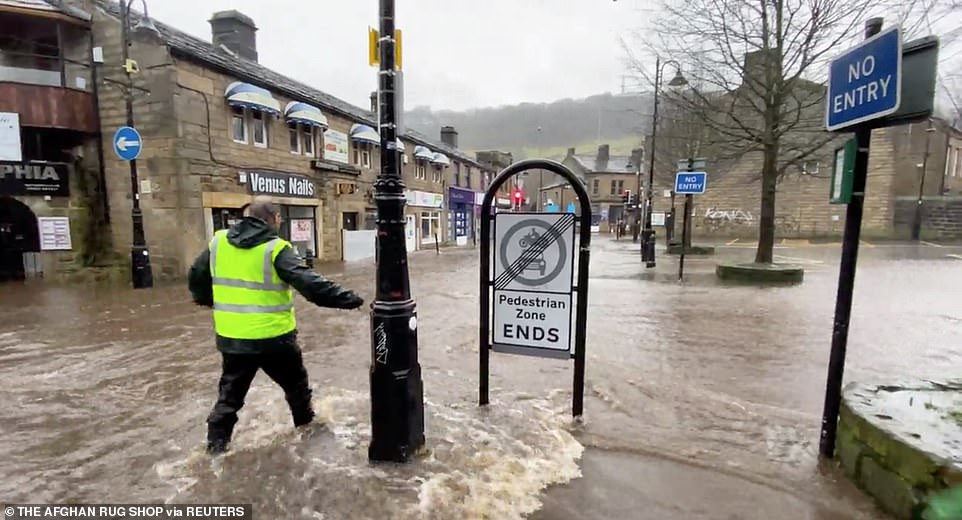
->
<box><xmin>209</xmin><ymin>230</ymin><xmax>295</xmax><ymax>339</ymax></box>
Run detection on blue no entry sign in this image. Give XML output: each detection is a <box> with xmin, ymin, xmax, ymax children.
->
<box><xmin>113</xmin><ymin>126</ymin><xmax>143</xmax><ymax>161</ymax></box>
<box><xmin>825</xmin><ymin>26</ymin><xmax>902</xmax><ymax>131</ymax></box>
<box><xmin>674</xmin><ymin>171</ymin><xmax>707</xmax><ymax>194</ymax></box>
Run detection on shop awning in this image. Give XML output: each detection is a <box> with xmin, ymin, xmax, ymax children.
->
<box><xmin>413</xmin><ymin>145</ymin><xmax>434</xmax><ymax>161</ymax></box>
<box><xmin>284</xmin><ymin>102</ymin><xmax>329</xmax><ymax>129</ymax></box>
<box><xmin>224</xmin><ymin>81</ymin><xmax>281</xmax><ymax>115</ymax></box>
<box><xmin>349</xmin><ymin>124</ymin><xmax>380</xmax><ymax>145</ymax></box>
<box><xmin>430</xmin><ymin>152</ymin><xmax>451</xmax><ymax>166</ymax></box>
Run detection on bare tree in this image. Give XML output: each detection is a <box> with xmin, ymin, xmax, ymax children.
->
<box><xmin>626</xmin><ymin>0</ymin><xmax>904</xmax><ymax>264</ymax></box>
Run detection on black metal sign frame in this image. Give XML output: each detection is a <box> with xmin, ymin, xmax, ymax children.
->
<box><xmin>479</xmin><ymin>159</ymin><xmax>593</xmax><ymax>417</ymax></box>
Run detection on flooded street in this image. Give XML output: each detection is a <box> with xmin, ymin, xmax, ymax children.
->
<box><xmin>2</xmin><ymin>237</ymin><xmax>961</xmax><ymax>519</ymax></box>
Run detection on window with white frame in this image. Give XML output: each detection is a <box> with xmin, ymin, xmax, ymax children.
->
<box><xmin>251</xmin><ymin>110</ymin><xmax>268</xmax><ymax>147</ymax></box>
<box><xmin>231</xmin><ymin>106</ymin><xmax>247</xmax><ymax>143</ymax></box>
<box><xmin>302</xmin><ymin>126</ymin><xmax>315</xmax><ymax>157</ymax></box>
<box><xmin>465</xmin><ymin>167</ymin><xmax>472</xmax><ymax>189</ymax></box>
<box><xmin>432</xmin><ymin>165</ymin><xmax>443</xmax><ymax>183</ymax></box>
<box><xmin>592</xmin><ymin>179</ymin><xmax>600</xmax><ymax>195</ymax></box>
<box><xmin>353</xmin><ymin>142</ymin><xmax>372</xmax><ymax>168</ymax></box>
<box><xmin>802</xmin><ymin>161</ymin><xmax>820</xmax><ymax>175</ymax></box>
<box><xmin>956</xmin><ymin>148</ymin><xmax>961</xmax><ymax>177</ymax></box>
<box><xmin>416</xmin><ymin>160</ymin><xmax>427</xmax><ymax>179</ymax></box>
<box><xmin>454</xmin><ymin>163</ymin><xmax>461</xmax><ymax>186</ymax></box>
<box><xmin>288</xmin><ymin>123</ymin><xmax>300</xmax><ymax>154</ymax></box>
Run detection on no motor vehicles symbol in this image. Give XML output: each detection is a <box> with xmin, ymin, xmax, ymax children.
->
<box><xmin>494</xmin><ymin>213</ymin><xmax>575</xmax><ymax>293</ymax></box>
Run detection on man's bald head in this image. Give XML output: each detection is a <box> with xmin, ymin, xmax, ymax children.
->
<box><xmin>249</xmin><ymin>196</ymin><xmax>281</xmax><ymax>229</ymax></box>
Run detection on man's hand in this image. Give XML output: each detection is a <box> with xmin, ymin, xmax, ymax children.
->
<box><xmin>343</xmin><ymin>293</ymin><xmax>365</xmax><ymax>310</ymax></box>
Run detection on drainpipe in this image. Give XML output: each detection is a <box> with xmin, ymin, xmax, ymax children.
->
<box><xmin>912</xmin><ymin>119</ymin><xmax>934</xmax><ymax>240</ymax></box>
<box><xmin>88</xmin><ymin>30</ymin><xmax>111</xmax><ymax>225</ymax></box>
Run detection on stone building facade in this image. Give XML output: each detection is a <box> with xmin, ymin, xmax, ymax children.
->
<box><xmin>0</xmin><ymin>0</ymin><xmax>116</xmax><ymax>282</ymax></box>
<box><xmin>81</xmin><ymin>1</ymin><xmax>494</xmax><ymax>280</ymax></box>
<box><xmin>639</xmin><ymin>49</ymin><xmax>960</xmax><ymax>242</ymax></box>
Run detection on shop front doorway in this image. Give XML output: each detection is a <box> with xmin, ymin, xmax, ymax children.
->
<box><xmin>0</xmin><ymin>197</ymin><xmax>40</xmax><ymax>282</ymax></box>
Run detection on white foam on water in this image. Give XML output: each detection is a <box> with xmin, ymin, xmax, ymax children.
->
<box><xmin>156</xmin><ymin>387</ymin><xmax>584</xmax><ymax>519</ymax></box>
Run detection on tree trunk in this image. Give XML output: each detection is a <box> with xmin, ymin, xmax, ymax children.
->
<box><xmin>755</xmin><ymin>141</ymin><xmax>779</xmax><ymax>264</ymax></box>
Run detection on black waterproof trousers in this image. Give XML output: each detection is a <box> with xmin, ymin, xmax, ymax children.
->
<box><xmin>206</xmin><ymin>340</ymin><xmax>314</xmax><ymax>451</ymax></box>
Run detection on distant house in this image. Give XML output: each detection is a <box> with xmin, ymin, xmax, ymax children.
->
<box><xmin>556</xmin><ymin>145</ymin><xmax>643</xmax><ymax>230</ymax></box>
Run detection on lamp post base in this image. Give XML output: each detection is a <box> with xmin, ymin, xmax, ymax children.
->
<box><xmin>368</xmin><ymin>300</ymin><xmax>425</xmax><ymax>463</ymax></box>
<box><xmin>131</xmin><ymin>245</ymin><xmax>153</xmax><ymax>289</ymax></box>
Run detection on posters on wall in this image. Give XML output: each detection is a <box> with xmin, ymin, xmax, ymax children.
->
<box><xmin>291</xmin><ymin>219</ymin><xmax>313</xmax><ymax>242</ymax></box>
<box><xmin>38</xmin><ymin>217</ymin><xmax>71</xmax><ymax>250</ymax></box>
<box><xmin>324</xmin><ymin>129</ymin><xmax>350</xmax><ymax>164</ymax></box>
<box><xmin>0</xmin><ymin>113</ymin><xmax>22</xmax><ymax>162</ymax></box>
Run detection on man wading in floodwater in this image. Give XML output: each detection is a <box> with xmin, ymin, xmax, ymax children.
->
<box><xmin>188</xmin><ymin>196</ymin><xmax>364</xmax><ymax>455</ymax></box>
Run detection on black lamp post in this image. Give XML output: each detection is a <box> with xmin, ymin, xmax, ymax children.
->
<box><xmin>368</xmin><ymin>0</ymin><xmax>425</xmax><ymax>463</ymax></box>
<box><xmin>641</xmin><ymin>57</ymin><xmax>687</xmax><ymax>268</ymax></box>
<box><xmin>119</xmin><ymin>0</ymin><xmax>158</xmax><ymax>288</ymax></box>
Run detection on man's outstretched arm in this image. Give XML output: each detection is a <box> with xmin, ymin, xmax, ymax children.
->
<box><xmin>274</xmin><ymin>247</ymin><xmax>364</xmax><ymax>309</ymax></box>
<box><xmin>188</xmin><ymin>249</ymin><xmax>214</xmax><ymax>307</ymax></box>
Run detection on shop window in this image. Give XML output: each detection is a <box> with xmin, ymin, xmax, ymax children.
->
<box><xmin>288</xmin><ymin>123</ymin><xmax>300</xmax><ymax>154</ymax></box>
<box><xmin>282</xmin><ymin>205</ymin><xmax>317</xmax><ymax>258</ymax></box>
<box><xmin>420</xmin><ymin>211</ymin><xmax>441</xmax><ymax>244</ymax></box>
<box><xmin>212</xmin><ymin>207</ymin><xmax>245</xmax><ymax>232</ymax></box>
<box><xmin>342</xmin><ymin>212</ymin><xmax>358</xmax><ymax>231</ymax></box>
<box><xmin>231</xmin><ymin>107</ymin><xmax>248</xmax><ymax>143</ymax></box>
<box><xmin>303</xmin><ymin>127</ymin><xmax>315</xmax><ymax>157</ymax></box>
<box><xmin>251</xmin><ymin>111</ymin><xmax>268</xmax><ymax>148</ymax></box>
<box><xmin>416</xmin><ymin>161</ymin><xmax>427</xmax><ymax>179</ymax></box>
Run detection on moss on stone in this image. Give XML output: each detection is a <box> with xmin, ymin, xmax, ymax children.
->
<box><xmin>715</xmin><ymin>262</ymin><xmax>804</xmax><ymax>284</ymax></box>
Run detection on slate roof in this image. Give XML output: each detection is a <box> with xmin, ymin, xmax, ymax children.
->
<box><xmin>571</xmin><ymin>154</ymin><xmax>637</xmax><ymax>174</ymax></box>
<box><xmin>97</xmin><ymin>1</ymin><xmax>487</xmax><ymax>170</ymax></box>
<box><xmin>1</xmin><ymin>0</ymin><xmax>91</xmax><ymax>21</ymax></box>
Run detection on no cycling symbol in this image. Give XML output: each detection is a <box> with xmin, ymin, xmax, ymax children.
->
<box><xmin>496</xmin><ymin>214</ymin><xmax>575</xmax><ymax>291</ymax></box>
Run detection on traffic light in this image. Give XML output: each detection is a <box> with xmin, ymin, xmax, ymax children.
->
<box><xmin>513</xmin><ymin>189</ymin><xmax>524</xmax><ymax>208</ymax></box>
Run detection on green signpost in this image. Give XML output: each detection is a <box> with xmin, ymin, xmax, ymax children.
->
<box><xmin>829</xmin><ymin>139</ymin><xmax>857</xmax><ymax>205</ymax></box>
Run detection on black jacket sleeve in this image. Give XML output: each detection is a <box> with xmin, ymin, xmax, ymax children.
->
<box><xmin>187</xmin><ymin>248</ymin><xmax>214</xmax><ymax>307</ymax></box>
<box><xmin>274</xmin><ymin>247</ymin><xmax>364</xmax><ymax>309</ymax></box>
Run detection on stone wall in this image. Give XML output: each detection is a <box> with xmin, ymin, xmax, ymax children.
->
<box><xmin>648</xmin><ymin>127</ymin><xmax>901</xmax><ymax>241</ymax></box>
<box><xmin>836</xmin><ymin>382</ymin><xmax>962</xmax><ymax>520</ymax></box>
<box><xmin>893</xmin><ymin>196</ymin><xmax>962</xmax><ymax>240</ymax></box>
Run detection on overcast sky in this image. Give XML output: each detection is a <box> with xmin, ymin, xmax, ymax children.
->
<box><xmin>146</xmin><ymin>0</ymin><xmax>649</xmax><ymax>112</ymax></box>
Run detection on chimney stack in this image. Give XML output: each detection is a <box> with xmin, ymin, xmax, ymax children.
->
<box><xmin>596</xmin><ymin>144</ymin><xmax>610</xmax><ymax>171</ymax></box>
<box><xmin>440</xmin><ymin>126</ymin><xmax>458</xmax><ymax>148</ymax></box>
<box><xmin>210</xmin><ymin>11</ymin><xmax>258</xmax><ymax>62</ymax></box>
<box><xmin>630</xmin><ymin>148</ymin><xmax>644</xmax><ymax>170</ymax></box>
<box><xmin>566</xmin><ymin>147</ymin><xmax>576</xmax><ymax>157</ymax></box>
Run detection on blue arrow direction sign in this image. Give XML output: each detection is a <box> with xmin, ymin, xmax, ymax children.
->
<box><xmin>825</xmin><ymin>26</ymin><xmax>902</xmax><ymax>132</ymax></box>
<box><xmin>113</xmin><ymin>126</ymin><xmax>143</xmax><ymax>161</ymax></box>
<box><xmin>674</xmin><ymin>171</ymin><xmax>707</xmax><ymax>194</ymax></box>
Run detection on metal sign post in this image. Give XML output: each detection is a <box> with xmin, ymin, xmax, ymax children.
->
<box><xmin>673</xmin><ymin>162</ymin><xmax>707</xmax><ymax>280</ymax></box>
<box><xmin>819</xmin><ymin>18</ymin><xmax>938</xmax><ymax>458</ymax></box>
<box><xmin>479</xmin><ymin>159</ymin><xmax>593</xmax><ymax>417</ymax></box>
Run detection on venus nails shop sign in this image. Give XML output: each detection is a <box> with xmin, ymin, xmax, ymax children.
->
<box><xmin>244</xmin><ymin>170</ymin><xmax>316</xmax><ymax>199</ymax></box>
<box><xmin>245</xmin><ymin>170</ymin><xmax>316</xmax><ymax>198</ymax></box>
